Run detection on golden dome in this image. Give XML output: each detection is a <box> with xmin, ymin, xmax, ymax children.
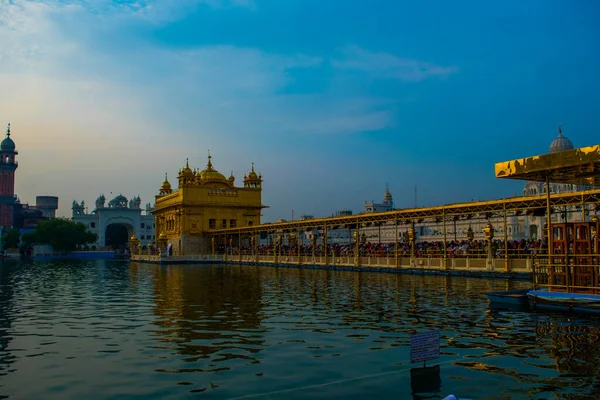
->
<box><xmin>130</xmin><ymin>234</ymin><xmax>138</xmax><ymax>241</ymax></box>
<box><xmin>160</xmin><ymin>173</ymin><xmax>172</xmax><ymax>191</ymax></box>
<box><xmin>199</xmin><ymin>153</ymin><xmax>229</xmax><ymax>184</ymax></box>
<box><xmin>159</xmin><ymin>231</ymin><xmax>167</xmax><ymax>239</ymax></box>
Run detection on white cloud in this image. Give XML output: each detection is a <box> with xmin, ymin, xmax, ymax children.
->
<box><xmin>332</xmin><ymin>45</ymin><xmax>458</xmax><ymax>81</ymax></box>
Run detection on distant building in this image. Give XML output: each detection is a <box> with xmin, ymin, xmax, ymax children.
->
<box><xmin>364</xmin><ymin>185</ymin><xmax>394</xmax><ymax>213</ymax></box>
<box><xmin>333</xmin><ymin>209</ymin><xmax>353</xmax><ymax>217</ymax></box>
<box><xmin>72</xmin><ymin>194</ymin><xmax>155</xmax><ymax>250</ymax></box>
<box><xmin>13</xmin><ymin>200</ymin><xmax>47</xmax><ymax>230</ymax></box>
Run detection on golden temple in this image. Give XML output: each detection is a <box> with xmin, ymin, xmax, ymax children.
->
<box><xmin>152</xmin><ymin>153</ymin><xmax>266</xmax><ymax>255</ymax></box>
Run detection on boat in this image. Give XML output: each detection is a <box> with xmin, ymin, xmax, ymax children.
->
<box><xmin>528</xmin><ymin>290</ymin><xmax>600</xmax><ymax>314</ymax></box>
<box><xmin>486</xmin><ymin>288</ymin><xmax>530</xmax><ymax>306</ymax></box>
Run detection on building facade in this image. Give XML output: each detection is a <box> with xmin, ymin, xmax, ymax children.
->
<box><xmin>152</xmin><ymin>154</ymin><xmax>266</xmax><ymax>255</ymax></box>
<box><xmin>0</xmin><ymin>123</ymin><xmax>17</xmax><ymax>228</ymax></box>
<box><xmin>72</xmin><ymin>194</ymin><xmax>155</xmax><ymax>250</ymax></box>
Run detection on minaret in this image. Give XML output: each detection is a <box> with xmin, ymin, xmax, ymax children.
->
<box><xmin>0</xmin><ymin>123</ymin><xmax>18</xmax><ymax>227</ymax></box>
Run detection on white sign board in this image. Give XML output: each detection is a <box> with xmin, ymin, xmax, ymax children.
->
<box><xmin>410</xmin><ymin>330</ymin><xmax>440</xmax><ymax>364</ymax></box>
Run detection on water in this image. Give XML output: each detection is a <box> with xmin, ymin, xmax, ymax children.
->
<box><xmin>0</xmin><ymin>260</ymin><xmax>599</xmax><ymax>400</ymax></box>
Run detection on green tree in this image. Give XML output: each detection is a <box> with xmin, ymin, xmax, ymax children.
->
<box><xmin>21</xmin><ymin>218</ymin><xmax>98</xmax><ymax>252</ymax></box>
<box><xmin>1</xmin><ymin>228</ymin><xmax>21</xmax><ymax>249</ymax></box>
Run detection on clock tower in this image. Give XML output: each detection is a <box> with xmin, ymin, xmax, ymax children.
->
<box><xmin>0</xmin><ymin>123</ymin><xmax>18</xmax><ymax>227</ymax></box>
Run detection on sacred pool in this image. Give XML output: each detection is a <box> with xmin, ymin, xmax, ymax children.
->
<box><xmin>0</xmin><ymin>260</ymin><xmax>599</xmax><ymax>399</ymax></box>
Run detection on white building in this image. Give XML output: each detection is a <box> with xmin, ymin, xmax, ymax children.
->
<box><xmin>364</xmin><ymin>185</ymin><xmax>394</xmax><ymax>213</ymax></box>
<box><xmin>72</xmin><ymin>194</ymin><xmax>155</xmax><ymax>250</ymax></box>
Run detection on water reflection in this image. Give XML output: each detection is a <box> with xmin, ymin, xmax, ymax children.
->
<box><xmin>0</xmin><ymin>261</ymin><xmax>599</xmax><ymax>399</ymax></box>
<box><xmin>131</xmin><ymin>263</ymin><xmax>266</xmax><ymax>388</ymax></box>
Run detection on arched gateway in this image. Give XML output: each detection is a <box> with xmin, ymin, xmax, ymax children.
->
<box><xmin>72</xmin><ymin>194</ymin><xmax>155</xmax><ymax>250</ymax></box>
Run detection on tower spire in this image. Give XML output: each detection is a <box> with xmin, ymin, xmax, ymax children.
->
<box><xmin>558</xmin><ymin>124</ymin><xmax>562</xmax><ymax>136</ymax></box>
<box><xmin>6</xmin><ymin>122</ymin><xmax>10</xmax><ymax>138</ymax></box>
<box><xmin>251</xmin><ymin>162</ymin><xmax>255</xmax><ymax>172</ymax></box>
<box><xmin>207</xmin><ymin>149</ymin><xmax>213</xmax><ymax>169</ymax></box>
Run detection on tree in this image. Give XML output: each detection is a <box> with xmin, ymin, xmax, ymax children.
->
<box><xmin>21</xmin><ymin>218</ymin><xmax>98</xmax><ymax>253</ymax></box>
<box><xmin>1</xmin><ymin>228</ymin><xmax>21</xmax><ymax>249</ymax></box>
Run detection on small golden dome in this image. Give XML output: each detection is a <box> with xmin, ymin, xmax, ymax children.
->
<box><xmin>247</xmin><ymin>163</ymin><xmax>259</xmax><ymax>181</ymax></box>
<box><xmin>160</xmin><ymin>173</ymin><xmax>172</xmax><ymax>191</ymax></box>
<box><xmin>130</xmin><ymin>234</ymin><xmax>138</xmax><ymax>241</ymax></box>
<box><xmin>181</xmin><ymin>158</ymin><xmax>194</xmax><ymax>178</ymax></box>
<box><xmin>159</xmin><ymin>231</ymin><xmax>167</xmax><ymax>239</ymax></box>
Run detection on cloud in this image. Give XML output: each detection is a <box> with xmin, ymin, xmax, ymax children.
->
<box><xmin>332</xmin><ymin>45</ymin><xmax>458</xmax><ymax>81</ymax></box>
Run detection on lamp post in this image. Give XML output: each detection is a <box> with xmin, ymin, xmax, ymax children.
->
<box><xmin>353</xmin><ymin>230</ymin><xmax>359</xmax><ymax>266</ymax></box>
<box><xmin>591</xmin><ymin>215</ymin><xmax>598</xmax><ymax>253</ymax></box>
<box><xmin>129</xmin><ymin>234</ymin><xmax>140</xmax><ymax>256</ymax></box>
<box><xmin>157</xmin><ymin>231</ymin><xmax>168</xmax><ymax>257</ymax></box>
<box><xmin>407</xmin><ymin>225</ymin><xmax>416</xmax><ymax>268</ymax></box>
<box><xmin>483</xmin><ymin>222</ymin><xmax>494</xmax><ymax>271</ymax></box>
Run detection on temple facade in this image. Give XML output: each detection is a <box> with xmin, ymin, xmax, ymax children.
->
<box><xmin>152</xmin><ymin>154</ymin><xmax>266</xmax><ymax>255</ymax></box>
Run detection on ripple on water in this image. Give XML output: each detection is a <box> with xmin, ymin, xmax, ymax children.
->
<box><xmin>1</xmin><ymin>260</ymin><xmax>600</xmax><ymax>399</ymax></box>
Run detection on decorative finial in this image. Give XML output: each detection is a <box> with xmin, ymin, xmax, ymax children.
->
<box><xmin>186</xmin><ymin>158</ymin><xmax>189</xmax><ymax>168</ymax></box>
<box><xmin>207</xmin><ymin>149</ymin><xmax>212</xmax><ymax>168</ymax></box>
<box><xmin>6</xmin><ymin>122</ymin><xmax>10</xmax><ymax>137</ymax></box>
<box><xmin>165</xmin><ymin>173</ymin><xmax>168</xmax><ymax>181</ymax></box>
<box><xmin>251</xmin><ymin>162</ymin><xmax>255</xmax><ymax>172</ymax></box>
<box><xmin>558</xmin><ymin>124</ymin><xmax>562</xmax><ymax>136</ymax></box>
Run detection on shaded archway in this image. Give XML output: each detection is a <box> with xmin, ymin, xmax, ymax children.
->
<box><xmin>105</xmin><ymin>224</ymin><xmax>131</xmax><ymax>250</ymax></box>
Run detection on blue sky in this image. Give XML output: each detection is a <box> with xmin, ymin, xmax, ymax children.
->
<box><xmin>1</xmin><ymin>0</ymin><xmax>599</xmax><ymax>220</ymax></box>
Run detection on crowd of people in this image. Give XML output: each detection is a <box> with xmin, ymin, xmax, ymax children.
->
<box><xmin>239</xmin><ymin>239</ymin><xmax>546</xmax><ymax>259</ymax></box>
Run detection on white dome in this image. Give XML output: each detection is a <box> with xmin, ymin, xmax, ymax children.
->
<box><xmin>549</xmin><ymin>125</ymin><xmax>574</xmax><ymax>153</ymax></box>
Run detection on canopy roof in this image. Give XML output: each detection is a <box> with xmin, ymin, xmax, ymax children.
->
<box><xmin>495</xmin><ymin>144</ymin><xmax>600</xmax><ymax>185</ymax></box>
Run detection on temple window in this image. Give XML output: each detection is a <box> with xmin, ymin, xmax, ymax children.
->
<box><xmin>209</xmin><ymin>219</ymin><xmax>216</xmax><ymax>229</ymax></box>
<box><xmin>230</xmin><ymin>219</ymin><xmax>236</xmax><ymax>228</ymax></box>
<box><xmin>141</xmin><ymin>223</ymin><xmax>145</xmax><ymax>228</ymax></box>
<box><xmin>221</xmin><ymin>219</ymin><xmax>227</xmax><ymax>228</ymax></box>
<box><xmin>91</xmin><ymin>222</ymin><xmax>96</xmax><ymax>228</ymax></box>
